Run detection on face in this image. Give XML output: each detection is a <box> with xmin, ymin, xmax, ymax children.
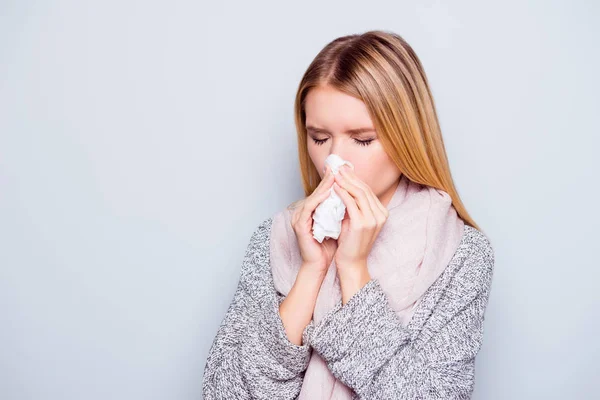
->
<box><xmin>304</xmin><ymin>85</ymin><xmax>402</xmax><ymax>208</ymax></box>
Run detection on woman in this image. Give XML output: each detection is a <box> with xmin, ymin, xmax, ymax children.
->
<box><xmin>202</xmin><ymin>30</ymin><xmax>495</xmax><ymax>400</ymax></box>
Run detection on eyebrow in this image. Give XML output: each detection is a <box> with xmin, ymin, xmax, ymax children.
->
<box><xmin>306</xmin><ymin>125</ymin><xmax>376</xmax><ymax>135</ymax></box>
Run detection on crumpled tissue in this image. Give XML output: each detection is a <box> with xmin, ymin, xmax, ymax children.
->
<box><xmin>312</xmin><ymin>154</ymin><xmax>354</xmax><ymax>243</ymax></box>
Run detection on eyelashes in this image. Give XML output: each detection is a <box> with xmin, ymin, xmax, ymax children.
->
<box><xmin>311</xmin><ymin>138</ymin><xmax>374</xmax><ymax>147</ymax></box>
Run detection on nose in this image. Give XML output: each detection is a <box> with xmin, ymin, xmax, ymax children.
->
<box><xmin>329</xmin><ymin>140</ymin><xmax>350</xmax><ymax>165</ymax></box>
<box><xmin>325</xmin><ymin>149</ymin><xmax>353</xmax><ymax>175</ymax></box>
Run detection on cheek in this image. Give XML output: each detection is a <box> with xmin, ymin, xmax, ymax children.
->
<box><xmin>307</xmin><ymin>149</ymin><xmax>326</xmax><ymax>177</ymax></box>
<box><xmin>349</xmin><ymin>162</ymin><xmax>377</xmax><ymax>186</ymax></box>
<box><xmin>350</xmin><ymin>154</ymin><xmax>393</xmax><ymax>188</ymax></box>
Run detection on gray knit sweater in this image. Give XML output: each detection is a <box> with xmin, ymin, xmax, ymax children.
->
<box><xmin>202</xmin><ymin>215</ymin><xmax>495</xmax><ymax>399</ymax></box>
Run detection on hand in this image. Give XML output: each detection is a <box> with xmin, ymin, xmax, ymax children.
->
<box><xmin>332</xmin><ymin>165</ymin><xmax>389</xmax><ymax>271</ymax></box>
<box><xmin>291</xmin><ymin>165</ymin><xmax>339</xmax><ymax>275</ymax></box>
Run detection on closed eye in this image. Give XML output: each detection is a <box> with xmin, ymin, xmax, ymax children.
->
<box><xmin>312</xmin><ymin>138</ymin><xmax>374</xmax><ymax>147</ymax></box>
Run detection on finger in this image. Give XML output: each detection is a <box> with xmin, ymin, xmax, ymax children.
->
<box><xmin>314</xmin><ymin>165</ymin><xmax>334</xmax><ymax>195</ymax></box>
<box><xmin>339</xmin><ymin>167</ymin><xmax>388</xmax><ymax>221</ymax></box>
<box><xmin>293</xmin><ymin>166</ymin><xmax>334</xmax><ymax>227</ymax></box>
<box><xmin>299</xmin><ymin>186</ymin><xmax>333</xmax><ymax>226</ymax></box>
<box><xmin>333</xmin><ymin>183</ymin><xmax>361</xmax><ymax>222</ymax></box>
<box><xmin>350</xmin><ymin>176</ymin><xmax>383</xmax><ymax>222</ymax></box>
<box><xmin>320</xmin><ymin>164</ymin><xmax>333</xmax><ymax>183</ymax></box>
<box><xmin>360</xmin><ymin>182</ymin><xmax>388</xmax><ymax>223</ymax></box>
<box><xmin>335</xmin><ymin>170</ymin><xmax>374</xmax><ymax>220</ymax></box>
<box><xmin>321</xmin><ymin>164</ymin><xmax>332</xmax><ymax>180</ymax></box>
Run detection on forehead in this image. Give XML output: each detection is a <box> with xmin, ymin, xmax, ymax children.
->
<box><xmin>304</xmin><ymin>86</ymin><xmax>374</xmax><ymax>132</ymax></box>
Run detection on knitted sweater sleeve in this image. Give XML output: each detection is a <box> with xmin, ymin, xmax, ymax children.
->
<box><xmin>306</xmin><ymin>229</ymin><xmax>495</xmax><ymax>399</ymax></box>
<box><xmin>201</xmin><ymin>218</ymin><xmax>313</xmax><ymax>400</ymax></box>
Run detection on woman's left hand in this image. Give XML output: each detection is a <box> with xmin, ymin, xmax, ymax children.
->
<box><xmin>332</xmin><ymin>165</ymin><xmax>390</xmax><ymax>272</ymax></box>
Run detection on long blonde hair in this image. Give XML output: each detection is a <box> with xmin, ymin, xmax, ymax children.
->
<box><xmin>291</xmin><ymin>30</ymin><xmax>482</xmax><ymax>232</ymax></box>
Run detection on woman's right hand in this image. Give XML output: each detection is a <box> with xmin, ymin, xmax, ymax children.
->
<box><xmin>290</xmin><ymin>165</ymin><xmax>339</xmax><ymax>275</ymax></box>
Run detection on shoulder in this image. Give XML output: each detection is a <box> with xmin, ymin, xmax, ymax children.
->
<box><xmin>253</xmin><ymin>215</ymin><xmax>275</xmax><ymax>239</ymax></box>
<box><xmin>241</xmin><ymin>216</ymin><xmax>273</xmax><ymax>262</ymax></box>
<box><xmin>246</xmin><ymin>205</ymin><xmax>296</xmax><ymax>251</ymax></box>
<box><xmin>460</xmin><ymin>225</ymin><xmax>495</xmax><ymax>274</ymax></box>
<box><xmin>237</xmin><ymin>215</ymin><xmax>277</xmax><ymax>296</ymax></box>
<box><xmin>242</xmin><ymin>203</ymin><xmax>298</xmax><ymax>264</ymax></box>
<box><xmin>446</xmin><ymin>225</ymin><xmax>495</xmax><ymax>297</ymax></box>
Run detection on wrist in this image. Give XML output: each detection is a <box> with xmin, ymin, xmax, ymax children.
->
<box><xmin>336</xmin><ymin>261</ymin><xmax>371</xmax><ymax>305</ymax></box>
<box><xmin>335</xmin><ymin>259</ymin><xmax>368</xmax><ymax>273</ymax></box>
<box><xmin>298</xmin><ymin>264</ymin><xmax>328</xmax><ymax>284</ymax></box>
<box><xmin>280</xmin><ymin>266</ymin><xmax>326</xmax><ymax>345</ymax></box>
<box><xmin>300</xmin><ymin>262</ymin><xmax>329</xmax><ymax>278</ymax></box>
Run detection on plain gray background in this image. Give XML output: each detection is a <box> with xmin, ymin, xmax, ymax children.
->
<box><xmin>1</xmin><ymin>0</ymin><xmax>598</xmax><ymax>399</ymax></box>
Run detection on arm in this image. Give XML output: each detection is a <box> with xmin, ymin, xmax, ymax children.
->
<box><xmin>306</xmin><ymin>235</ymin><xmax>495</xmax><ymax>399</ymax></box>
<box><xmin>202</xmin><ymin>219</ymin><xmax>313</xmax><ymax>400</ymax></box>
<box><xmin>279</xmin><ymin>266</ymin><xmax>326</xmax><ymax>345</ymax></box>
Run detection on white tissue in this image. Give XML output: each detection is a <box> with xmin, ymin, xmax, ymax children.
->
<box><xmin>312</xmin><ymin>154</ymin><xmax>354</xmax><ymax>243</ymax></box>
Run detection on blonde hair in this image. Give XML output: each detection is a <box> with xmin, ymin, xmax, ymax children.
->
<box><xmin>291</xmin><ymin>30</ymin><xmax>482</xmax><ymax>232</ymax></box>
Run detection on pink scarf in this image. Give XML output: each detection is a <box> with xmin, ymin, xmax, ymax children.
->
<box><xmin>269</xmin><ymin>174</ymin><xmax>465</xmax><ymax>399</ymax></box>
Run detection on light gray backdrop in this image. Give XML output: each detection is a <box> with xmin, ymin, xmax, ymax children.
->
<box><xmin>1</xmin><ymin>1</ymin><xmax>598</xmax><ymax>399</ymax></box>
